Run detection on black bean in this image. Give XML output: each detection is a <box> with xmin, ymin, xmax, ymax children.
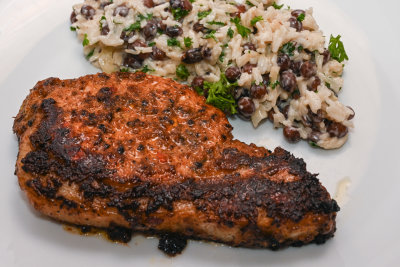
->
<box><xmin>233</xmin><ymin>87</ymin><xmax>249</xmax><ymax>100</ymax></box>
<box><xmin>347</xmin><ymin>106</ymin><xmax>355</xmax><ymax>120</ymax></box>
<box><xmin>170</xmin><ymin>0</ymin><xmax>192</xmax><ymax>11</ymax></box>
<box><xmin>193</xmin><ymin>22</ymin><xmax>207</xmax><ymax>33</ymax></box>
<box><xmin>170</xmin><ymin>0</ymin><xmax>182</xmax><ymax>9</ymax></box>
<box><xmin>289</xmin><ymin>17</ymin><xmax>302</xmax><ymax>32</ymax></box>
<box><xmin>327</xmin><ymin>121</ymin><xmax>348</xmax><ymax>138</ymax></box>
<box><xmin>290</xmin><ymin>61</ymin><xmax>302</xmax><ymax>76</ymax></box>
<box><xmin>309</xmin><ymin>109</ymin><xmax>323</xmax><ymax>124</ymax></box>
<box><xmin>250</xmin><ymin>84</ymin><xmax>267</xmax><ymax>99</ymax></box>
<box><xmin>202</xmin><ymin>47</ymin><xmax>212</xmax><ymax>58</ymax></box>
<box><xmin>181</xmin><ymin>0</ymin><xmax>193</xmax><ymax>11</ymax></box>
<box><xmin>268</xmin><ymin>109</ymin><xmax>275</xmax><ymax>122</ymax></box>
<box><xmin>243</xmin><ymin>42</ymin><xmax>256</xmax><ymax>51</ymax></box>
<box><xmin>237</xmin><ymin>97</ymin><xmax>255</xmax><ymax>118</ymax></box>
<box><xmin>280</xmin><ymin>71</ymin><xmax>297</xmax><ymax>92</ymax></box>
<box><xmin>283</xmin><ymin>126</ymin><xmax>301</xmax><ymax>143</ymax></box>
<box><xmin>301</xmin><ymin>61</ymin><xmax>317</xmax><ymax>79</ymax></box>
<box><xmin>191</xmin><ymin>76</ymin><xmax>204</xmax><ymax>89</ymax></box>
<box><xmin>120</xmin><ymin>30</ymin><xmax>135</xmax><ymax>42</ymax></box>
<box><xmin>262</xmin><ymin>74</ymin><xmax>270</xmax><ymax>87</ymax></box>
<box><xmin>308</xmin><ymin>131</ymin><xmax>320</xmax><ymax>143</ymax></box>
<box><xmin>143</xmin><ymin>0</ymin><xmax>155</xmax><ymax>8</ymax></box>
<box><xmin>70</xmin><ymin>11</ymin><xmax>78</xmax><ymax>23</ymax></box>
<box><xmin>81</xmin><ymin>5</ymin><xmax>96</xmax><ymax>20</ymax></box>
<box><xmin>242</xmin><ymin>63</ymin><xmax>257</xmax><ymax>74</ymax></box>
<box><xmin>143</xmin><ymin>20</ymin><xmax>158</xmax><ymax>40</ymax></box>
<box><xmin>308</xmin><ymin>76</ymin><xmax>321</xmax><ymax>92</ymax></box>
<box><xmin>277</xmin><ymin>53</ymin><xmax>291</xmax><ymax>72</ymax></box>
<box><xmin>166</xmin><ymin>26</ymin><xmax>183</xmax><ymax>37</ymax></box>
<box><xmin>291</xmin><ymin>10</ymin><xmax>305</xmax><ymax>18</ymax></box>
<box><xmin>292</xmin><ymin>90</ymin><xmax>300</xmax><ymax>100</ymax></box>
<box><xmin>151</xmin><ymin>46</ymin><xmax>167</xmax><ymax>60</ymax></box>
<box><xmin>182</xmin><ymin>48</ymin><xmax>203</xmax><ymax>64</ymax></box>
<box><xmin>101</xmin><ymin>24</ymin><xmax>110</xmax><ymax>35</ymax></box>
<box><xmin>282</xmin><ymin>105</ymin><xmax>290</xmax><ymax>119</ymax></box>
<box><xmin>225</xmin><ymin>66</ymin><xmax>241</xmax><ymax>82</ymax></box>
<box><xmin>114</xmin><ymin>5</ymin><xmax>130</xmax><ymax>17</ymax></box>
<box><xmin>128</xmin><ymin>40</ymin><xmax>150</xmax><ymax>60</ymax></box>
<box><xmin>231</xmin><ymin>4</ymin><xmax>246</xmax><ymax>18</ymax></box>
<box><xmin>123</xmin><ymin>54</ymin><xmax>143</xmax><ymax>69</ymax></box>
<box><xmin>322</xmin><ymin>50</ymin><xmax>331</xmax><ymax>65</ymax></box>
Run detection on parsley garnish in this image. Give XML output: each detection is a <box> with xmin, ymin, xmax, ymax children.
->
<box><xmin>202</xmin><ymin>29</ymin><xmax>217</xmax><ymax>41</ymax></box>
<box><xmin>297</xmin><ymin>13</ymin><xmax>305</xmax><ymax>22</ymax></box>
<box><xmin>176</xmin><ymin>64</ymin><xmax>189</xmax><ymax>80</ymax></box>
<box><xmin>86</xmin><ymin>49</ymin><xmax>95</xmax><ymax>59</ymax></box>
<box><xmin>198</xmin><ymin>10</ymin><xmax>212</xmax><ymax>19</ymax></box>
<box><xmin>207</xmin><ymin>21</ymin><xmax>226</xmax><ymax>26</ymax></box>
<box><xmin>148</xmin><ymin>42</ymin><xmax>156</xmax><ymax>47</ymax></box>
<box><xmin>246</xmin><ymin>0</ymin><xmax>254</xmax><ymax>7</ymax></box>
<box><xmin>184</xmin><ymin>37</ymin><xmax>193</xmax><ymax>48</ymax></box>
<box><xmin>297</xmin><ymin>45</ymin><xmax>304</xmax><ymax>52</ymax></box>
<box><xmin>230</xmin><ymin>17</ymin><xmax>251</xmax><ymax>38</ymax></box>
<box><xmin>219</xmin><ymin>44</ymin><xmax>228</xmax><ymax>62</ymax></box>
<box><xmin>172</xmin><ymin>8</ymin><xmax>189</xmax><ymax>20</ymax></box>
<box><xmin>167</xmin><ymin>37</ymin><xmax>181</xmax><ymax>48</ymax></box>
<box><xmin>309</xmin><ymin>141</ymin><xmax>320</xmax><ymax>148</ymax></box>
<box><xmin>280</xmin><ymin>42</ymin><xmax>295</xmax><ymax>56</ymax></box>
<box><xmin>272</xmin><ymin>2</ymin><xmax>284</xmax><ymax>9</ymax></box>
<box><xmin>124</xmin><ymin>21</ymin><xmax>141</xmax><ymax>32</ymax></box>
<box><xmin>82</xmin><ymin>34</ymin><xmax>89</xmax><ymax>46</ymax></box>
<box><xmin>202</xmin><ymin>74</ymin><xmax>238</xmax><ymax>115</ymax></box>
<box><xmin>250</xmin><ymin>16</ymin><xmax>263</xmax><ymax>26</ymax></box>
<box><xmin>99</xmin><ymin>15</ymin><xmax>106</xmax><ymax>31</ymax></box>
<box><xmin>120</xmin><ymin>68</ymin><xmax>130</xmax><ymax>72</ymax></box>
<box><xmin>140</xmin><ymin>65</ymin><xmax>154</xmax><ymax>73</ymax></box>
<box><xmin>70</xmin><ymin>26</ymin><xmax>77</xmax><ymax>31</ymax></box>
<box><xmin>271</xmin><ymin>80</ymin><xmax>280</xmax><ymax>89</ymax></box>
<box><xmin>189</xmin><ymin>0</ymin><xmax>195</xmax><ymax>2</ymax></box>
<box><xmin>328</xmin><ymin>35</ymin><xmax>349</xmax><ymax>63</ymax></box>
<box><xmin>138</xmin><ymin>13</ymin><xmax>153</xmax><ymax>21</ymax></box>
<box><xmin>227</xmin><ymin>27</ymin><xmax>234</xmax><ymax>38</ymax></box>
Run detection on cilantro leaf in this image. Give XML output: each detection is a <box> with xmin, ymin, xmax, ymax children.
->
<box><xmin>140</xmin><ymin>65</ymin><xmax>154</xmax><ymax>73</ymax></box>
<box><xmin>219</xmin><ymin>44</ymin><xmax>228</xmax><ymax>62</ymax></box>
<box><xmin>203</xmin><ymin>74</ymin><xmax>238</xmax><ymax>115</ymax></box>
<box><xmin>328</xmin><ymin>34</ymin><xmax>349</xmax><ymax>62</ymax></box>
<box><xmin>172</xmin><ymin>8</ymin><xmax>189</xmax><ymax>20</ymax></box>
<box><xmin>167</xmin><ymin>37</ymin><xmax>181</xmax><ymax>47</ymax></box>
<box><xmin>207</xmin><ymin>21</ymin><xmax>226</xmax><ymax>26</ymax></box>
<box><xmin>272</xmin><ymin>2</ymin><xmax>284</xmax><ymax>9</ymax></box>
<box><xmin>227</xmin><ymin>27</ymin><xmax>234</xmax><ymax>38</ymax></box>
<box><xmin>198</xmin><ymin>10</ymin><xmax>212</xmax><ymax>19</ymax></box>
<box><xmin>230</xmin><ymin>17</ymin><xmax>251</xmax><ymax>38</ymax></box>
<box><xmin>82</xmin><ymin>34</ymin><xmax>89</xmax><ymax>46</ymax></box>
<box><xmin>280</xmin><ymin>42</ymin><xmax>295</xmax><ymax>56</ymax></box>
<box><xmin>250</xmin><ymin>16</ymin><xmax>263</xmax><ymax>26</ymax></box>
<box><xmin>184</xmin><ymin>37</ymin><xmax>193</xmax><ymax>48</ymax></box>
<box><xmin>124</xmin><ymin>21</ymin><xmax>141</xmax><ymax>32</ymax></box>
<box><xmin>70</xmin><ymin>26</ymin><xmax>77</xmax><ymax>31</ymax></box>
<box><xmin>86</xmin><ymin>49</ymin><xmax>95</xmax><ymax>59</ymax></box>
<box><xmin>148</xmin><ymin>42</ymin><xmax>156</xmax><ymax>47</ymax></box>
<box><xmin>246</xmin><ymin>0</ymin><xmax>254</xmax><ymax>7</ymax></box>
<box><xmin>202</xmin><ymin>29</ymin><xmax>217</xmax><ymax>41</ymax></box>
<box><xmin>120</xmin><ymin>67</ymin><xmax>130</xmax><ymax>72</ymax></box>
<box><xmin>271</xmin><ymin>80</ymin><xmax>280</xmax><ymax>89</ymax></box>
<box><xmin>176</xmin><ymin>64</ymin><xmax>189</xmax><ymax>80</ymax></box>
<box><xmin>297</xmin><ymin>13</ymin><xmax>305</xmax><ymax>22</ymax></box>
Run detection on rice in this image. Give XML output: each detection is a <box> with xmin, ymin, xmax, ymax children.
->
<box><xmin>71</xmin><ymin>0</ymin><xmax>355</xmax><ymax>149</ymax></box>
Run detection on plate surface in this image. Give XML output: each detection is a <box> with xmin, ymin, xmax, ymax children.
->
<box><xmin>0</xmin><ymin>0</ymin><xmax>399</xmax><ymax>266</ymax></box>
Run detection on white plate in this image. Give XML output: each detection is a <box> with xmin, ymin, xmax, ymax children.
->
<box><xmin>0</xmin><ymin>0</ymin><xmax>399</xmax><ymax>266</ymax></box>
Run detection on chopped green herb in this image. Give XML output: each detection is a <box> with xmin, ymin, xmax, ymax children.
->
<box><xmin>245</xmin><ymin>0</ymin><xmax>254</xmax><ymax>7</ymax></box>
<box><xmin>198</xmin><ymin>10</ymin><xmax>212</xmax><ymax>19</ymax></box>
<box><xmin>167</xmin><ymin>37</ymin><xmax>181</xmax><ymax>48</ymax></box>
<box><xmin>250</xmin><ymin>16</ymin><xmax>263</xmax><ymax>26</ymax></box>
<box><xmin>140</xmin><ymin>65</ymin><xmax>154</xmax><ymax>73</ymax></box>
<box><xmin>297</xmin><ymin>45</ymin><xmax>304</xmax><ymax>52</ymax></box>
<box><xmin>86</xmin><ymin>49</ymin><xmax>95</xmax><ymax>59</ymax></box>
<box><xmin>309</xmin><ymin>141</ymin><xmax>320</xmax><ymax>148</ymax></box>
<box><xmin>176</xmin><ymin>64</ymin><xmax>189</xmax><ymax>80</ymax></box>
<box><xmin>207</xmin><ymin>21</ymin><xmax>226</xmax><ymax>26</ymax></box>
<box><xmin>184</xmin><ymin>37</ymin><xmax>193</xmax><ymax>48</ymax></box>
<box><xmin>230</xmin><ymin>17</ymin><xmax>251</xmax><ymax>38</ymax></box>
<box><xmin>172</xmin><ymin>8</ymin><xmax>189</xmax><ymax>20</ymax></box>
<box><xmin>219</xmin><ymin>44</ymin><xmax>228</xmax><ymax>62</ymax></box>
<box><xmin>325</xmin><ymin>82</ymin><xmax>331</xmax><ymax>89</ymax></box>
<box><xmin>138</xmin><ymin>13</ymin><xmax>153</xmax><ymax>21</ymax></box>
<box><xmin>202</xmin><ymin>29</ymin><xmax>217</xmax><ymax>41</ymax></box>
<box><xmin>297</xmin><ymin>13</ymin><xmax>305</xmax><ymax>22</ymax></box>
<box><xmin>272</xmin><ymin>2</ymin><xmax>284</xmax><ymax>9</ymax></box>
<box><xmin>189</xmin><ymin>0</ymin><xmax>195</xmax><ymax>2</ymax></box>
<box><xmin>70</xmin><ymin>26</ymin><xmax>77</xmax><ymax>31</ymax></box>
<box><xmin>227</xmin><ymin>27</ymin><xmax>234</xmax><ymax>38</ymax></box>
<box><xmin>124</xmin><ymin>21</ymin><xmax>141</xmax><ymax>32</ymax></box>
<box><xmin>120</xmin><ymin>68</ymin><xmax>130</xmax><ymax>72</ymax></box>
<box><xmin>148</xmin><ymin>42</ymin><xmax>156</xmax><ymax>47</ymax></box>
<box><xmin>271</xmin><ymin>80</ymin><xmax>280</xmax><ymax>89</ymax></box>
<box><xmin>202</xmin><ymin>74</ymin><xmax>238</xmax><ymax>115</ymax></box>
<box><xmin>99</xmin><ymin>16</ymin><xmax>106</xmax><ymax>31</ymax></box>
<box><xmin>82</xmin><ymin>34</ymin><xmax>89</xmax><ymax>46</ymax></box>
<box><xmin>280</xmin><ymin>42</ymin><xmax>295</xmax><ymax>56</ymax></box>
<box><xmin>328</xmin><ymin>34</ymin><xmax>349</xmax><ymax>63</ymax></box>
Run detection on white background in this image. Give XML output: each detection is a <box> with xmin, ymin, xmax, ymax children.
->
<box><xmin>0</xmin><ymin>0</ymin><xmax>399</xmax><ymax>266</ymax></box>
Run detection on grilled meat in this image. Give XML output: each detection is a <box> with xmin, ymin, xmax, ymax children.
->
<box><xmin>13</xmin><ymin>72</ymin><xmax>339</xmax><ymax>255</ymax></box>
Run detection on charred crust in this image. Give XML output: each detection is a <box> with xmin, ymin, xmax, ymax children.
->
<box><xmin>106</xmin><ymin>223</ymin><xmax>132</xmax><ymax>243</ymax></box>
<box><xmin>97</xmin><ymin>73</ymin><xmax>110</xmax><ymax>80</ymax></box>
<box><xmin>158</xmin><ymin>233</ymin><xmax>188</xmax><ymax>256</ymax></box>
